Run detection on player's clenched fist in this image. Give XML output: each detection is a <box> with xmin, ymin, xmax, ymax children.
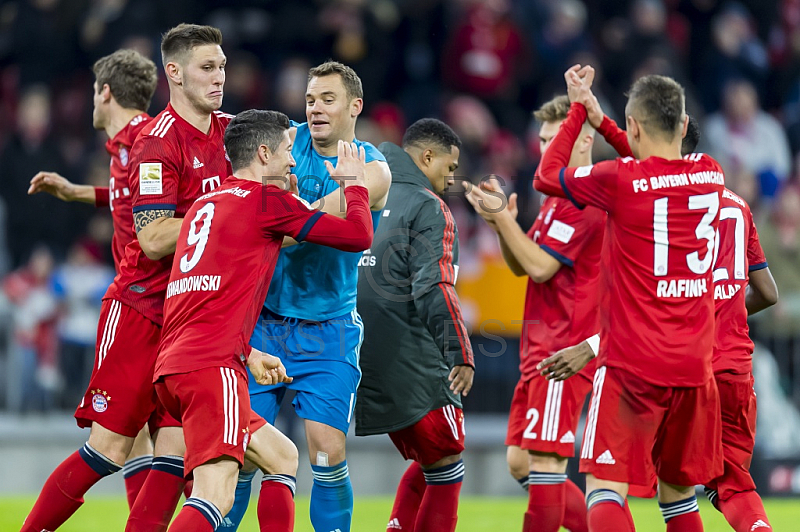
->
<box><xmin>324</xmin><ymin>140</ymin><xmax>367</xmax><ymax>189</ymax></box>
<box><xmin>247</xmin><ymin>347</ymin><xmax>293</xmax><ymax>385</ymax></box>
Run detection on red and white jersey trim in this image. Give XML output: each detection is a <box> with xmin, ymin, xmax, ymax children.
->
<box><xmin>541</xmin><ymin>380</ymin><xmax>564</xmax><ymax>442</ymax></box>
<box><xmin>581</xmin><ymin>366</ymin><xmax>607</xmax><ymax>460</ymax></box>
<box><xmin>150</xmin><ymin>112</ymin><xmax>176</xmax><ymax>138</ymax></box>
<box><xmin>220</xmin><ymin>367</ymin><xmax>240</xmax><ymax>446</ymax></box>
<box><xmin>97</xmin><ymin>300</ymin><xmax>122</xmax><ymax>370</ymax></box>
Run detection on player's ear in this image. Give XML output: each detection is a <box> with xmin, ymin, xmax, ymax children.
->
<box><xmin>101</xmin><ymin>83</ymin><xmax>112</xmax><ymax>103</ymax></box>
<box><xmin>351</xmin><ymin>97</ymin><xmax>363</xmax><ymax>118</ymax></box>
<box><xmin>627</xmin><ymin>115</ymin><xmax>640</xmax><ymax>141</ymax></box>
<box><xmin>165</xmin><ymin>61</ymin><xmax>182</xmax><ymax>85</ymax></box>
<box><xmin>680</xmin><ymin>114</ymin><xmax>689</xmax><ymax>140</ymax></box>
<box><xmin>258</xmin><ymin>144</ymin><xmax>271</xmax><ymax>165</ymax></box>
<box><xmin>421</xmin><ymin>148</ymin><xmax>435</xmax><ymax>168</ymax></box>
<box><xmin>579</xmin><ymin>134</ymin><xmax>594</xmax><ymax>154</ymax></box>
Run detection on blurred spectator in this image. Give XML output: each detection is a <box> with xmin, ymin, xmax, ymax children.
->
<box><xmin>699</xmin><ymin>2</ymin><xmax>769</xmax><ymax>110</ymax></box>
<box><xmin>443</xmin><ymin>0</ymin><xmax>531</xmax><ymax>132</ymax></box>
<box><xmin>0</xmin><ymin>84</ymin><xmax>84</xmax><ymax>267</ymax></box>
<box><xmin>535</xmin><ymin>0</ymin><xmax>590</xmax><ymax>77</ymax></box>
<box><xmin>50</xmin><ymin>239</ymin><xmax>114</xmax><ymax>409</ymax></box>
<box><xmin>274</xmin><ymin>57</ymin><xmax>312</xmax><ymax>120</ymax></box>
<box><xmin>752</xmin><ymin>185</ymin><xmax>800</xmax><ymax>333</ymax></box>
<box><xmin>2</xmin><ymin>245</ymin><xmax>59</xmax><ymax>412</ymax></box>
<box><xmin>704</xmin><ymin>78</ymin><xmax>791</xmax><ymax>200</ymax></box>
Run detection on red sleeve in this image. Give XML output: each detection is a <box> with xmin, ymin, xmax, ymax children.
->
<box><xmin>747</xmin><ymin>209</ymin><xmax>767</xmax><ymax>271</ymax></box>
<box><xmin>94</xmin><ymin>187</ymin><xmax>109</xmax><ymax>207</ymax></box>
<box><xmin>260</xmin><ymin>185</ymin><xmax>373</xmax><ymax>251</ymax></box>
<box><xmin>538</xmin><ymin>202</ymin><xmax>605</xmax><ymax>267</ymax></box>
<box><xmin>303</xmin><ymin>186</ymin><xmax>373</xmax><ymax>251</ymax></box>
<box><xmin>597</xmin><ymin>115</ymin><xmax>633</xmax><ymax>158</ymax></box>
<box><xmin>535</xmin><ymin>102</ymin><xmax>587</xmax><ymax>197</ymax></box>
<box><xmin>129</xmin><ymin>135</ymin><xmax>181</xmax><ymax>214</ymax></box>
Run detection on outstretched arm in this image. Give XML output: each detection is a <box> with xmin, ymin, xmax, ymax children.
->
<box><xmin>28</xmin><ymin>171</ymin><xmax>106</xmax><ymax>205</ymax></box>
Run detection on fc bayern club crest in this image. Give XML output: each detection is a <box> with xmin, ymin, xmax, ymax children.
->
<box><xmin>91</xmin><ymin>389</ymin><xmax>111</xmax><ymax>412</ymax></box>
<box><xmin>119</xmin><ymin>146</ymin><xmax>129</xmax><ymax>167</ymax></box>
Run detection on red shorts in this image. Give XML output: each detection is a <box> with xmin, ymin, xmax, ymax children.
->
<box><xmin>705</xmin><ymin>373</ymin><xmax>757</xmax><ymax>501</ymax></box>
<box><xmin>506</xmin><ymin>374</ymin><xmax>592</xmax><ymax>457</ymax></box>
<box><xmin>156</xmin><ymin>366</ymin><xmax>267</xmax><ymax>477</ymax></box>
<box><xmin>75</xmin><ymin>300</ymin><xmax>179</xmax><ymax>437</ymax></box>
<box><xmin>389</xmin><ymin>405</ymin><xmax>465</xmax><ymax>466</ymax></box>
<box><xmin>579</xmin><ymin>366</ymin><xmax>723</xmax><ymax>488</ymax></box>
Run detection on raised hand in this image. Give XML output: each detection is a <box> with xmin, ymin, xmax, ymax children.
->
<box><xmin>324</xmin><ymin>140</ymin><xmax>367</xmax><ymax>190</ymax></box>
<box><xmin>565</xmin><ymin>65</ymin><xmax>604</xmax><ymax>128</ymax></box>
<box><xmin>463</xmin><ymin>180</ymin><xmax>510</xmax><ymax>225</ymax></box>
<box><xmin>481</xmin><ymin>177</ymin><xmax>518</xmax><ymax>220</ymax></box>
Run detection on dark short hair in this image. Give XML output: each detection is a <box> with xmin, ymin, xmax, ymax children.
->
<box><xmin>626</xmin><ymin>75</ymin><xmax>685</xmax><ymax>141</ymax></box>
<box><xmin>93</xmin><ymin>50</ymin><xmax>157</xmax><ymax>111</ymax></box>
<box><xmin>224</xmin><ymin>110</ymin><xmax>291</xmax><ymax>172</ymax></box>
<box><xmin>161</xmin><ymin>23</ymin><xmax>223</xmax><ymax>65</ymax></box>
<box><xmin>308</xmin><ymin>61</ymin><xmax>363</xmax><ymax>100</ymax></box>
<box><xmin>402</xmin><ymin>118</ymin><xmax>462</xmax><ymax>153</ymax></box>
<box><xmin>681</xmin><ymin>115</ymin><xmax>700</xmax><ymax>156</ymax></box>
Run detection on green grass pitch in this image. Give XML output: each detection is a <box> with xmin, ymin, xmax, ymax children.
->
<box><xmin>2</xmin><ymin>495</ymin><xmax>798</xmax><ymax>530</ymax></box>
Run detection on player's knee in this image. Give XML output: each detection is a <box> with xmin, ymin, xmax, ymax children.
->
<box><xmin>423</xmin><ymin>453</ymin><xmax>462</xmax><ymax>470</ymax></box>
<box><xmin>528</xmin><ymin>451</ymin><xmax>568</xmax><ymax>474</ymax></box>
<box><xmin>87</xmin><ymin>425</ymin><xmax>133</xmax><ymax>466</ymax></box>
<box><xmin>277</xmin><ymin>439</ymin><xmax>300</xmax><ymax>476</ymax></box>
<box><xmin>506</xmin><ymin>446</ymin><xmax>529</xmax><ymax>480</ymax></box>
<box><xmin>216</xmin><ymin>490</ymin><xmax>236</xmax><ymax>517</ymax></box>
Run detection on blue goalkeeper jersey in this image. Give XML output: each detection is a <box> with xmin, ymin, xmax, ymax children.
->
<box><xmin>264</xmin><ymin>121</ymin><xmax>385</xmax><ymax>321</ymax></box>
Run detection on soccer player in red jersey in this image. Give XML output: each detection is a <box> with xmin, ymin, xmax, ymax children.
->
<box><xmin>21</xmin><ymin>24</ymin><xmax>233</xmax><ymax>532</ymax></box>
<box><xmin>692</xmin><ymin>111</ymin><xmax>778</xmax><ymax>532</ymax></box>
<box><xmin>27</xmin><ymin>48</ymin><xmax>160</xmax><ymax>511</ymax></box>
<box><xmin>159</xmin><ymin>110</ymin><xmax>373</xmax><ymax>532</ymax></box>
<box><xmin>535</xmin><ymin>67</ymin><xmax>725</xmax><ymax>532</ymax></box>
<box><xmin>465</xmin><ymin>94</ymin><xmax>616</xmax><ymax>532</ymax></box>
<box><xmin>705</xmin><ymin>184</ymin><xmax>777</xmax><ymax>532</ymax></box>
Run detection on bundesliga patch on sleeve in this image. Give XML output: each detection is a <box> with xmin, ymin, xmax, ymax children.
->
<box><xmin>547</xmin><ymin>220</ymin><xmax>575</xmax><ymax>244</ymax></box>
<box><xmin>139</xmin><ymin>162</ymin><xmax>163</xmax><ymax>195</ymax></box>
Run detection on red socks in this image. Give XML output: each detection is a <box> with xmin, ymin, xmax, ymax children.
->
<box><xmin>123</xmin><ymin>455</ymin><xmax>152</xmax><ymax>509</ymax></box>
<box><xmin>666</xmin><ymin>511</ymin><xmax>704</xmax><ymax>531</ymax></box>
<box><xmin>125</xmin><ymin>456</ymin><xmax>187</xmax><ymax>532</ymax></box>
<box><xmin>415</xmin><ymin>460</ymin><xmax>464</xmax><ymax>532</ymax></box>
<box><xmin>718</xmin><ymin>491</ymin><xmax>772</xmax><ymax>532</ymax></box>
<box><xmin>169</xmin><ymin>500</ymin><xmax>219</xmax><ymax>532</ymax></box>
<box><xmin>257</xmin><ymin>476</ymin><xmax>296</xmax><ymax>532</ymax></box>
<box><xmin>561</xmin><ymin>479</ymin><xmax>589</xmax><ymax>532</ymax></box>
<box><xmin>388</xmin><ymin>461</ymin><xmax>427</xmax><ymax>531</ymax></box>
<box><xmin>587</xmin><ymin>501</ymin><xmax>633</xmax><ymax>532</ymax></box>
<box><xmin>22</xmin><ymin>445</ymin><xmax>121</xmax><ymax>532</ymax></box>
<box><xmin>586</xmin><ymin>489</ymin><xmax>633</xmax><ymax>532</ymax></box>
<box><xmin>524</xmin><ymin>481</ymin><xmax>565</xmax><ymax>532</ymax></box>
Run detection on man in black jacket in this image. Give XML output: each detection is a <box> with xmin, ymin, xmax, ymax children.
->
<box><xmin>356</xmin><ymin>118</ymin><xmax>474</xmax><ymax>532</ymax></box>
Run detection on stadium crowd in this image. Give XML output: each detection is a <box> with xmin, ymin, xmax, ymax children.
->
<box><xmin>0</xmin><ymin>0</ymin><xmax>799</xmax><ymax>425</ymax></box>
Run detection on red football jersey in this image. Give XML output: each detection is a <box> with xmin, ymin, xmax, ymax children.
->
<box><xmin>100</xmin><ymin>113</ymin><xmax>151</xmax><ymax>271</ymax></box>
<box><xmin>155</xmin><ymin>178</ymin><xmax>372</xmax><ymax>378</ymax></box>
<box><xmin>712</xmin><ymin>188</ymin><xmax>767</xmax><ymax>375</ymax></box>
<box><xmin>519</xmin><ymin>195</ymin><xmax>604</xmax><ymax>380</ymax></box>
<box><xmin>104</xmin><ymin>106</ymin><xmax>233</xmax><ymax>325</ymax></box>
<box><xmin>537</xmin><ymin>103</ymin><xmax>725</xmax><ymax>387</ymax></box>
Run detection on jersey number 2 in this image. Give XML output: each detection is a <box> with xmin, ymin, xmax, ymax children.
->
<box><xmin>523</xmin><ymin>408</ymin><xmax>540</xmax><ymax>440</ymax></box>
<box><xmin>180</xmin><ymin>203</ymin><xmax>216</xmax><ymax>273</ymax></box>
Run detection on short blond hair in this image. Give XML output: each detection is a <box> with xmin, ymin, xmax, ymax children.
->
<box><xmin>534</xmin><ymin>95</ymin><xmax>593</xmax><ymax>135</ymax></box>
